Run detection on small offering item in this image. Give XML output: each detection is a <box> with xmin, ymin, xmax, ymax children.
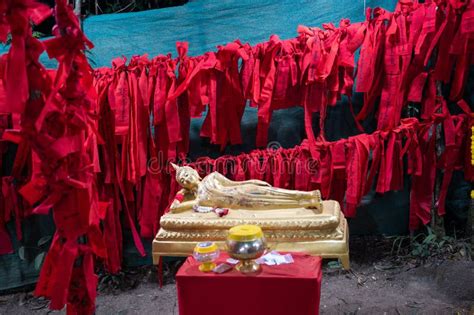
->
<box><xmin>212</xmin><ymin>263</ymin><xmax>233</xmax><ymax>274</ymax></box>
<box><xmin>256</xmin><ymin>251</ymin><xmax>294</xmax><ymax>265</ymax></box>
<box><xmin>193</xmin><ymin>242</ymin><xmax>220</xmax><ymax>272</ymax></box>
<box><xmin>226</xmin><ymin>225</ymin><xmax>266</xmax><ymax>274</ymax></box>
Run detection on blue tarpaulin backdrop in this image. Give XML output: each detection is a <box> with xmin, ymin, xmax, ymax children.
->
<box><xmin>44</xmin><ymin>0</ymin><xmax>397</xmax><ymax>68</ymax></box>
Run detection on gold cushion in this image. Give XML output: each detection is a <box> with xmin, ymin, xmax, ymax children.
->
<box><xmin>160</xmin><ymin>200</ymin><xmax>341</xmax><ymax>231</ymax></box>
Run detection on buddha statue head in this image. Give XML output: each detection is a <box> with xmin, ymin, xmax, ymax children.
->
<box><xmin>171</xmin><ymin>163</ymin><xmax>201</xmax><ymax>190</ymax></box>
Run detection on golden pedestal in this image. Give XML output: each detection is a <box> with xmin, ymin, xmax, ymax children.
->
<box><xmin>152</xmin><ymin>200</ymin><xmax>350</xmax><ymax>269</ymax></box>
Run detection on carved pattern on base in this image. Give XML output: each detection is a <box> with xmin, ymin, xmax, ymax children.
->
<box><xmin>156</xmin><ymin>220</ymin><xmax>345</xmax><ymax>241</ymax></box>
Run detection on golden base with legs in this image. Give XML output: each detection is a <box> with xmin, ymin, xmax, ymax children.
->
<box><xmin>153</xmin><ymin>200</ymin><xmax>350</xmax><ymax>269</ymax></box>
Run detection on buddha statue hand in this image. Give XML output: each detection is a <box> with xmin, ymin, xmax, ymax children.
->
<box><xmin>169</xmin><ymin>188</ymin><xmax>197</xmax><ymax>213</ymax></box>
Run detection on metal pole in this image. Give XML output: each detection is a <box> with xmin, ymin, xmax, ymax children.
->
<box><xmin>74</xmin><ymin>0</ymin><xmax>82</xmax><ymax>28</ymax></box>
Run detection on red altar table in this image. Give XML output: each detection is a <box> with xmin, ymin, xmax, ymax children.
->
<box><xmin>176</xmin><ymin>252</ymin><xmax>322</xmax><ymax>315</ymax></box>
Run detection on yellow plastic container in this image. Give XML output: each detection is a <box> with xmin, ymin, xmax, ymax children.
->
<box><xmin>193</xmin><ymin>242</ymin><xmax>220</xmax><ymax>272</ymax></box>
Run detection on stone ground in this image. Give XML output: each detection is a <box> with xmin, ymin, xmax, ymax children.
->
<box><xmin>1</xmin><ymin>236</ymin><xmax>473</xmax><ymax>315</ymax></box>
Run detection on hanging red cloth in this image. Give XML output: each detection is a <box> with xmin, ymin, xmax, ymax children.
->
<box><xmin>170</xmin><ymin>43</ymin><xmax>247</xmax><ymax>150</ymax></box>
<box><xmin>447</xmin><ymin>0</ymin><xmax>473</xmax><ymax>101</ymax></box>
<box><xmin>298</xmin><ymin>20</ymin><xmax>365</xmax><ymax>153</ymax></box>
<box><xmin>329</xmin><ymin>141</ymin><xmax>347</xmax><ymax>208</ymax></box>
<box><xmin>436</xmin><ymin>102</ymin><xmax>471</xmax><ymax>216</ymax></box>
<box><xmin>201</xmin><ymin>41</ymin><xmax>247</xmax><ymax>147</ymax></box>
<box><xmin>298</xmin><ymin>25</ymin><xmax>332</xmax><ymax>144</ymax></box>
<box><xmin>107</xmin><ymin>57</ymin><xmax>130</xmax><ymax>136</ymax></box>
<box><xmin>0</xmin><ymin>177</ymin><xmax>15</xmax><ymax>255</ymax></box>
<box><xmin>247</xmin><ymin>36</ymin><xmax>302</xmax><ymax>147</ymax></box>
<box><xmin>22</xmin><ymin>1</ymin><xmax>106</xmax><ymax>313</ymax></box>
<box><xmin>355</xmin><ymin>7</ymin><xmax>391</xmax><ymax>122</ymax></box>
<box><xmin>377</xmin><ymin>1</ymin><xmax>421</xmax><ymax>130</ymax></box>
<box><xmin>127</xmin><ymin>55</ymin><xmax>150</xmax><ymax>184</ymax></box>
<box><xmin>409</xmin><ymin>122</ymin><xmax>436</xmax><ymax>231</ymax></box>
<box><xmin>149</xmin><ymin>54</ymin><xmax>183</xmax><ymax>162</ymax></box>
<box><xmin>345</xmin><ymin>135</ymin><xmax>370</xmax><ymax>217</ymax></box>
<box><xmin>95</xmin><ymin>71</ymin><xmax>126</xmax><ymax>273</ymax></box>
<box><xmin>0</xmin><ymin>0</ymin><xmax>51</xmax><ymax>114</ymax></box>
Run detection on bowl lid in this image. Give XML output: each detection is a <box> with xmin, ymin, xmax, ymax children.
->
<box><xmin>194</xmin><ymin>241</ymin><xmax>218</xmax><ymax>254</ymax></box>
<box><xmin>228</xmin><ymin>225</ymin><xmax>263</xmax><ymax>241</ymax></box>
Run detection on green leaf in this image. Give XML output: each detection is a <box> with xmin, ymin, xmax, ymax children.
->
<box><xmin>412</xmin><ymin>234</ymin><xmax>425</xmax><ymax>242</ymax></box>
<box><xmin>426</xmin><ymin>226</ymin><xmax>433</xmax><ymax>235</ymax></box>
<box><xmin>37</xmin><ymin>235</ymin><xmax>52</xmax><ymax>247</ymax></box>
<box><xmin>423</xmin><ymin>234</ymin><xmax>436</xmax><ymax>244</ymax></box>
<box><xmin>18</xmin><ymin>246</ymin><xmax>25</xmax><ymax>260</ymax></box>
<box><xmin>32</xmin><ymin>31</ymin><xmax>45</xmax><ymax>39</ymax></box>
<box><xmin>34</xmin><ymin>252</ymin><xmax>45</xmax><ymax>270</ymax></box>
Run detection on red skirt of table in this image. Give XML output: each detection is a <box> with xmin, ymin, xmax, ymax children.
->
<box><xmin>176</xmin><ymin>252</ymin><xmax>322</xmax><ymax>315</ymax></box>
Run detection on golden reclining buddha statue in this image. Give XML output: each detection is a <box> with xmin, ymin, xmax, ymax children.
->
<box><xmin>152</xmin><ymin>163</ymin><xmax>350</xmax><ymax>269</ymax></box>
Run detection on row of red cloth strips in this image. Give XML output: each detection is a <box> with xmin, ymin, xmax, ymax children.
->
<box><xmin>92</xmin><ymin>25</ymin><xmax>362</xmax><ymax>177</ymax></box>
<box><xmin>151</xmin><ymin>111</ymin><xmax>472</xmax><ymax>235</ymax></box>
<box><xmin>3</xmin><ymin>100</ymin><xmax>468</xmax><ymax>259</ymax></box>
<box><xmin>93</xmin><ymin>0</ymin><xmax>474</xmax><ymax>179</ymax></box>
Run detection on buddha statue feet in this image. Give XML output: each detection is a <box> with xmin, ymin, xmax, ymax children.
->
<box><xmin>300</xmin><ymin>190</ymin><xmax>322</xmax><ymax>211</ymax></box>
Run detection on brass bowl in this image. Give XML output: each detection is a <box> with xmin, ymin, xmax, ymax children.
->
<box><xmin>226</xmin><ymin>225</ymin><xmax>266</xmax><ymax>273</ymax></box>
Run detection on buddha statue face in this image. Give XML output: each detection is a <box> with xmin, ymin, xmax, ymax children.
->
<box><xmin>171</xmin><ymin>163</ymin><xmax>201</xmax><ymax>190</ymax></box>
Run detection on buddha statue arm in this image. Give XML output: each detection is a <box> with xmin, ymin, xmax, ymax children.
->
<box><xmin>240</xmin><ymin>179</ymin><xmax>271</xmax><ymax>187</ymax></box>
<box><xmin>170</xmin><ymin>199</ymin><xmax>197</xmax><ymax>213</ymax></box>
<box><xmin>211</xmin><ymin>172</ymin><xmax>270</xmax><ymax>187</ymax></box>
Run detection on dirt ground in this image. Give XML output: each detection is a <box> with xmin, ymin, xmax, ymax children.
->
<box><xmin>1</xmin><ymin>236</ymin><xmax>473</xmax><ymax>315</ymax></box>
